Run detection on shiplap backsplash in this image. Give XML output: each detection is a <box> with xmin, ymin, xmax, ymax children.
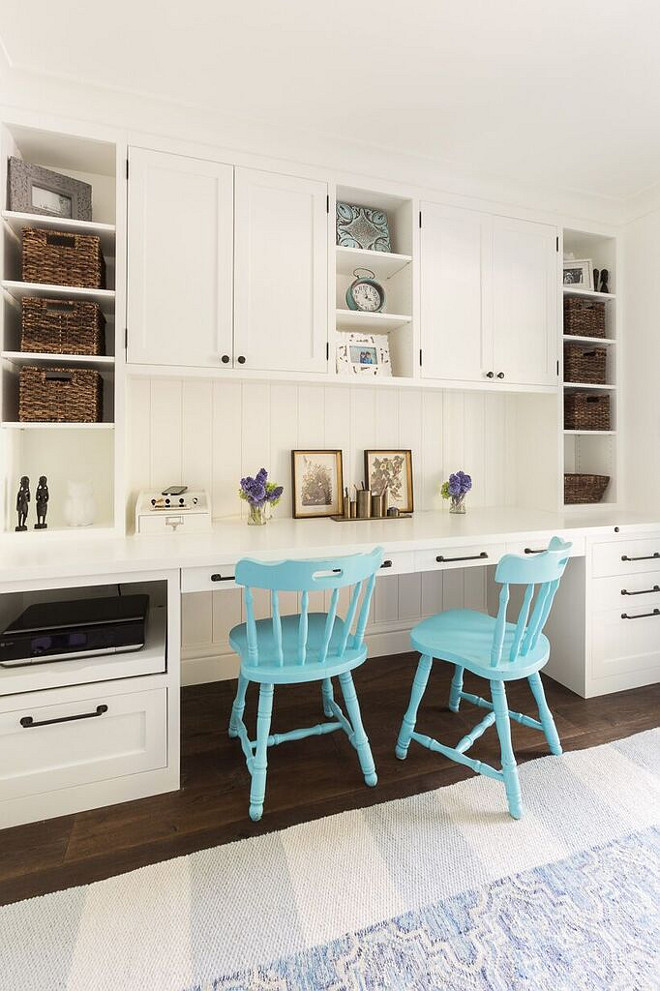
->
<box><xmin>128</xmin><ymin>378</ymin><xmax>516</xmax><ymax>683</ymax></box>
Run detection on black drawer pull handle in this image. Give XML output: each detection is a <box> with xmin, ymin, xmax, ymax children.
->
<box><xmin>524</xmin><ymin>547</ymin><xmax>545</xmax><ymax>554</ymax></box>
<box><xmin>20</xmin><ymin>704</ymin><xmax>108</xmax><ymax>729</ymax></box>
<box><xmin>436</xmin><ymin>552</ymin><xmax>488</xmax><ymax>563</ymax></box>
<box><xmin>380</xmin><ymin>560</ymin><xmax>393</xmax><ymax>569</ymax></box>
<box><xmin>621</xmin><ymin>553</ymin><xmax>660</xmax><ymax>562</ymax></box>
<box><xmin>211</xmin><ymin>573</ymin><xmax>235</xmax><ymax>582</ymax></box>
<box><xmin>621</xmin><ymin>609</ymin><xmax>660</xmax><ymax>620</ymax></box>
<box><xmin>621</xmin><ymin>586</ymin><xmax>660</xmax><ymax>596</ymax></box>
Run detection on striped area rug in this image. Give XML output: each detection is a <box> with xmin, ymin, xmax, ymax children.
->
<box><xmin>2</xmin><ymin>729</ymin><xmax>659</xmax><ymax>990</ymax></box>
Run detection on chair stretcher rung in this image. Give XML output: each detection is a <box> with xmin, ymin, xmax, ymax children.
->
<box><xmin>411</xmin><ymin>731</ymin><xmax>503</xmax><ymax>782</ymax></box>
<box><xmin>263</xmin><ymin>721</ymin><xmax>342</xmax><ymax>747</ymax></box>
<box><xmin>458</xmin><ymin>690</ymin><xmax>544</xmax><ymax>732</ymax></box>
<box><xmin>455</xmin><ymin>711</ymin><xmax>496</xmax><ymax>753</ymax></box>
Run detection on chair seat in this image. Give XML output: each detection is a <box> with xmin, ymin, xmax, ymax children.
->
<box><xmin>229</xmin><ymin>613</ymin><xmax>367</xmax><ymax>683</ymax></box>
<box><xmin>411</xmin><ymin>608</ymin><xmax>549</xmax><ymax>680</ymax></box>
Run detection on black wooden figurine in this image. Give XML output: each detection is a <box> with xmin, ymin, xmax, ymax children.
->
<box><xmin>34</xmin><ymin>475</ymin><xmax>49</xmax><ymax>530</ymax></box>
<box><xmin>15</xmin><ymin>476</ymin><xmax>30</xmax><ymax>531</ymax></box>
<box><xmin>599</xmin><ymin>269</ymin><xmax>609</xmax><ymax>294</ymax></box>
<box><xmin>593</xmin><ymin>268</ymin><xmax>599</xmax><ymax>293</ymax></box>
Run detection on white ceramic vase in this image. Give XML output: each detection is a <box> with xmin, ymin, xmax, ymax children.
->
<box><xmin>64</xmin><ymin>480</ymin><xmax>97</xmax><ymax>527</ymax></box>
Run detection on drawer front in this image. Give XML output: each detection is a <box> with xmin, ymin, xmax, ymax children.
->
<box><xmin>592</xmin><ymin>533</ymin><xmax>660</xmax><ymax>578</ymax></box>
<box><xmin>415</xmin><ymin>542</ymin><xmax>506</xmax><ymax>573</ymax></box>
<box><xmin>592</xmin><ymin>572</ymin><xmax>660</xmax><ymax>611</ymax></box>
<box><xmin>138</xmin><ymin>514</ymin><xmax>210</xmax><ymax>535</ymax></box>
<box><xmin>591</xmin><ymin>607</ymin><xmax>660</xmax><ymax>680</ymax></box>
<box><xmin>0</xmin><ymin>687</ymin><xmax>167</xmax><ymax>801</ymax></box>
<box><xmin>505</xmin><ymin>536</ymin><xmax>585</xmax><ymax>559</ymax></box>
<box><xmin>377</xmin><ymin>551</ymin><xmax>415</xmax><ymax>577</ymax></box>
<box><xmin>182</xmin><ymin>565</ymin><xmax>237</xmax><ymax>592</ymax></box>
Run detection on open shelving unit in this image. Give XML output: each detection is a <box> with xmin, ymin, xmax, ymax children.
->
<box><xmin>0</xmin><ymin>122</ymin><xmax>120</xmax><ymax>534</ymax></box>
<box><xmin>561</xmin><ymin>228</ymin><xmax>619</xmax><ymax>508</ymax></box>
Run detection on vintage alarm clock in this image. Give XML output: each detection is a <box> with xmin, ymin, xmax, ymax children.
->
<box><xmin>345</xmin><ymin>268</ymin><xmax>385</xmax><ymax>313</ymax></box>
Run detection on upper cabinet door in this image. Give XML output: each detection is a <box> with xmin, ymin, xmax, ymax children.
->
<box><xmin>490</xmin><ymin>217</ymin><xmax>558</xmax><ymax>386</ymax></box>
<box><xmin>420</xmin><ymin>203</ymin><xmax>491</xmax><ymax>382</ymax></box>
<box><xmin>234</xmin><ymin>168</ymin><xmax>328</xmax><ymax>373</ymax></box>
<box><xmin>127</xmin><ymin>149</ymin><xmax>233</xmax><ymax>367</ymax></box>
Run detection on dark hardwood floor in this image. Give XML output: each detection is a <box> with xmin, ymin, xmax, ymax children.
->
<box><xmin>2</xmin><ymin>653</ymin><xmax>658</xmax><ymax>906</ymax></box>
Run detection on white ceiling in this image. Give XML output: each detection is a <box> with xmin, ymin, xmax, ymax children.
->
<box><xmin>2</xmin><ymin>0</ymin><xmax>659</xmax><ymax>201</ymax></box>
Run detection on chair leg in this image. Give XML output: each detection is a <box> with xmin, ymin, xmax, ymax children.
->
<box><xmin>528</xmin><ymin>672</ymin><xmax>562</xmax><ymax>756</ymax></box>
<box><xmin>321</xmin><ymin>677</ymin><xmax>335</xmax><ymax>718</ymax></box>
<box><xmin>249</xmin><ymin>683</ymin><xmax>274</xmax><ymax>822</ymax></box>
<box><xmin>396</xmin><ymin>654</ymin><xmax>433</xmax><ymax>760</ymax></box>
<box><xmin>491</xmin><ymin>680</ymin><xmax>523</xmax><ymax>820</ymax></box>
<box><xmin>449</xmin><ymin>665</ymin><xmax>464</xmax><ymax>712</ymax></box>
<box><xmin>228</xmin><ymin>674</ymin><xmax>249</xmax><ymax>738</ymax></box>
<box><xmin>338</xmin><ymin>670</ymin><xmax>377</xmax><ymax>787</ymax></box>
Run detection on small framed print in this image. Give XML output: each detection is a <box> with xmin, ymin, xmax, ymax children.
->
<box><xmin>291</xmin><ymin>450</ymin><xmax>344</xmax><ymax>519</ymax></box>
<box><xmin>364</xmin><ymin>449</ymin><xmax>414</xmax><ymax>513</ymax></box>
<box><xmin>336</xmin><ymin>333</ymin><xmax>392</xmax><ymax>377</ymax></box>
<box><xmin>563</xmin><ymin>259</ymin><xmax>593</xmax><ymax>291</ymax></box>
<box><xmin>7</xmin><ymin>158</ymin><xmax>92</xmax><ymax>221</ymax></box>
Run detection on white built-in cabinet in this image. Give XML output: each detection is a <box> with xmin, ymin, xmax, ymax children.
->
<box><xmin>127</xmin><ymin>151</ymin><xmax>328</xmax><ymax>373</ymax></box>
<box><xmin>127</xmin><ymin>148</ymin><xmax>234</xmax><ymax>367</ymax></box>
<box><xmin>420</xmin><ymin>204</ymin><xmax>558</xmax><ymax>387</ymax></box>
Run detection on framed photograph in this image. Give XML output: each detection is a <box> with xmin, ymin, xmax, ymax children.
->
<box><xmin>563</xmin><ymin>259</ymin><xmax>593</xmax><ymax>290</ymax></box>
<box><xmin>336</xmin><ymin>333</ymin><xmax>392</xmax><ymax>378</ymax></box>
<box><xmin>291</xmin><ymin>450</ymin><xmax>344</xmax><ymax>519</ymax></box>
<box><xmin>7</xmin><ymin>157</ymin><xmax>93</xmax><ymax>221</ymax></box>
<box><xmin>364</xmin><ymin>449</ymin><xmax>414</xmax><ymax>513</ymax></box>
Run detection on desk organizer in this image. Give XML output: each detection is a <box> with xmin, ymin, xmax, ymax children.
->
<box><xmin>564</xmin><ymin>473</ymin><xmax>610</xmax><ymax>504</ymax></box>
<box><xmin>22</xmin><ymin>228</ymin><xmax>106</xmax><ymax>288</ymax></box>
<box><xmin>19</xmin><ymin>366</ymin><xmax>103</xmax><ymax>422</ymax></box>
<box><xmin>563</xmin><ymin>296</ymin><xmax>606</xmax><ymax>338</ymax></box>
<box><xmin>564</xmin><ymin>392</ymin><xmax>610</xmax><ymax>431</ymax></box>
<box><xmin>21</xmin><ymin>298</ymin><xmax>105</xmax><ymax>355</ymax></box>
<box><xmin>330</xmin><ymin>513</ymin><xmax>412</xmax><ymax>522</ymax></box>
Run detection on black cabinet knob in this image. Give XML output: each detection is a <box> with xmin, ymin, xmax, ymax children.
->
<box><xmin>237</xmin><ymin>355</ymin><xmax>246</xmax><ymax>365</ymax></box>
<box><xmin>486</xmin><ymin>371</ymin><xmax>494</xmax><ymax>378</ymax></box>
<box><xmin>221</xmin><ymin>354</ymin><xmax>230</xmax><ymax>364</ymax></box>
<box><xmin>497</xmin><ymin>371</ymin><xmax>505</xmax><ymax>379</ymax></box>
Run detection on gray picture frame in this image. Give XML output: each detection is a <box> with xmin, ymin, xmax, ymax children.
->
<box><xmin>7</xmin><ymin>157</ymin><xmax>93</xmax><ymax>221</ymax></box>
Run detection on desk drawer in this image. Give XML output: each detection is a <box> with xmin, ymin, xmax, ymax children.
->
<box><xmin>0</xmin><ymin>686</ymin><xmax>167</xmax><ymax>802</ymax></box>
<box><xmin>505</xmin><ymin>537</ymin><xmax>585</xmax><ymax>558</ymax></box>
<box><xmin>592</xmin><ymin>572</ymin><xmax>660</xmax><ymax>611</ymax></box>
<box><xmin>415</xmin><ymin>542</ymin><xmax>505</xmax><ymax>573</ymax></box>
<box><xmin>377</xmin><ymin>551</ymin><xmax>415</xmax><ymax>576</ymax></box>
<box><xmin>591</xmin><ymin>607</ymin><xmax>660</xmax><ymax>680</ymax></box>
<box><xmin>182</xmin><ymin>566</ymin><xmax>237</xmax><ymax>592</ymax></box>
<box><xmin>592</xmin><ymin>533</ymin><xmax>660</xmax><ymax>578</ymax></box>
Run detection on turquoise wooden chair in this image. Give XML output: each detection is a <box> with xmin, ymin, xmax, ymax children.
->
<box><xmin>396</xmin><ymin>537</ymin><xmax>572</xmax><ymax>819</ymax></box>
<box><xmin>228</xmin><ymin>547</ymin><xmax>383</xmax><ymax>821</ymax></box>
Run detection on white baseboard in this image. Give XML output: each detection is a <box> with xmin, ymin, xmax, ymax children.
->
<box><xmin>181</xmin><ymin>622</ymin><xmax>417</xmax><ymax>686</ymax></box>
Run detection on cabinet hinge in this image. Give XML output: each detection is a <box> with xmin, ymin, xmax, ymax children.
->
<box><xmin>419</xmin><ymin>348</ymin><xmax>423</xmax><ymax>366</ymax></box>
<box><xmin>419</xmin><ymin>210</ymin><xmax>422</xmax><ymax>229</ymax></box>
<box><xmin>326</xmin><ymin>194</ymin><xmax>330</xmax><ymax>214</ymax></box>
<box><xmin>126</xmin><ymin>159</ymin><xmax>129</xmax><ymax>180</ymax></box>
<box><xmin>556</xmin><ymin>359</ymin><xmax>560</xmax><ymax>376</ymax></box>
<box><xmin>556</xmin><ymin>235</ymin><xmax>559</xmax><ymax>252</ymax></box>
<box><xmin>125</xmin><ymin>327</ymin><xmax>128</xmax><ymax>351</ymax></box>
<box><xmin>326</xmin><ymin>341</ymin><xmax>329</xmax><ymax>361</ymax></box>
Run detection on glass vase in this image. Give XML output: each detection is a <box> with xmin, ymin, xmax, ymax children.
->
<box><xmin>449</xmin><ymin>495</ymin><xmax>467</xmax><ymax>515</ymax></box>
<box><xmin>248</xmin><ymin>503</ymin><xmax>269</xmax><ymax>526</ymax></box>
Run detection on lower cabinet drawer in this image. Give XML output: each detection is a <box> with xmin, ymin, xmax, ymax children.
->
<box><xmin>505</xmin><ymin>536</ymin><xmax>585</xmax><ymax>558</ymax></box>
<box><xmin>0</xmin><ymin>686</ymin><xmax>168</xmax><ymax>802</ymax></box>
<box><xmin>592</xmin><ymin>533</ymin><xmax>660</xmax><ymax>578</ymax></box>
<box><xmin>377</xmin><ymin>551</ymin><xmax>415</xmax><ymax>576</ymax></box>
<box><xmin>415</xmin><ymin>542</ymin><xmax>506</xmax><ymax>573</ymax></box>
<box><xmin>591</xmin><ymin>572</ymin><xmax>660</xmax><ymax>611</ymax></box>
<box><xmin>591</xmin><ymin>607</ymin><xmax>660</xmax><ymax>680</ymax></box>
<box><xmin>182</xmin><ymin>565</ymin><xmax>237</xmax><ymax>592</ymax></box>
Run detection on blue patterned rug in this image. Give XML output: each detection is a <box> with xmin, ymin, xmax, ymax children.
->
<box><xmin>2</xmin><ymin>730</ymin><xmax>659</xmax><ymax>990</ymax></box>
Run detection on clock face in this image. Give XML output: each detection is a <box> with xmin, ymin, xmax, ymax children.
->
<box><xmin>352</xmin><ymin>281</ymin><xmax>383</xmax><ymax>312</ymax></box>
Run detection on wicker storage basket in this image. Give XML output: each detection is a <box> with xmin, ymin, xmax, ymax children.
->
<box><xmin>22</xmin><ymin>228</ymin><xmax>106</xmax><ymax>289</ymax></box>
<box><xmin>563</xmin><ymin>342</ymin><xmax>607</xmax><ymax>384</ymax></box>
<box><xmin>564</xmin><ymin>392</ymin><xmax>611</xmax><ymax>431</ymax></box>
<box><xmin>564</xmin><ymin>473</ymin><xmax>610</xmax><ymax>504</ymax></box>
<box><xmin>21</xmin><ymin>298</ymin><xmax>105</xmax><ymax>355</ymax></box>
<box><xmin>19</xmin><ymin>366</ymin><xmax>103</xmax><ymax>423</ymax></box>
<box><xmin>563</xmin><ymin>297</ymin><xmax>606</xmax><ymax>338</ymax></box>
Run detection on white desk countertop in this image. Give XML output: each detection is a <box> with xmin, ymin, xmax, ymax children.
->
<box><xmin>1</xmin><ymin>506</ymin><xmax>659</xmax><ymax>586</ymax></box>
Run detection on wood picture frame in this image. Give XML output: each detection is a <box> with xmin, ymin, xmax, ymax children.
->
<box><xmin>291</xmin><ymin>450</ymin><xmax>344</xmax><ymax>519</ymax></box>
<box><xmin>364</xmin><ymin>449</ymin><xmax>414</xmax><ymax>513</ymax></box>
<box><xmin>7</xmin><ymin>157</ymin><xmax>93</xmax><ymax>221</ymax></box>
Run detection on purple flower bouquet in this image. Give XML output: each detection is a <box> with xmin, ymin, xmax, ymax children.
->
<box><xmin>239</xmin><ymin>468</ymin><xmax>283</xmax><ymax>526</ymax></box>
<box><xmin>441</xmin><ymin>470</ymin><xmax>472</xmax><ymax>514</ymax></box>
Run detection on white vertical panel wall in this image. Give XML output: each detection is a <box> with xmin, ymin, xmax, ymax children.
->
<box><xmin>128</xmin><ymin>379</ymin><xmax>516</xmax><ymax>684</ymax></box>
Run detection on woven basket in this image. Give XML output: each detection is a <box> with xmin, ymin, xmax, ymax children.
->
<box><xmin>563</xmin><ymin>297</ymin><xmax>606</xmax><ymax>338</ymax></box>
<box><xmin>22</xmin><ymin>228</ymin><xmax>106</xmax><ymax>289</ymax></box>
<box><xmin>564</xmin><ymin>473</ymin><xmax>610</xmax><ymax>504</ymax></box>
<box><xmin>21</xmin><ymin>298</ymin><xmax>105</xmax><ymax>355</ymax></box>
<box><xmin>19</xmin><ymin>366</ymin><xmax>103</xmax><ymax>423</ymax></box>
<box><xmin>563</xmin><ymin>343</ymin><xmax>607</xmax><ymax>384</ymax></box>
<box><xmin>564</xmin><ymin>392</ymin><xmax>611</xmax><ymax>431</ymax></box>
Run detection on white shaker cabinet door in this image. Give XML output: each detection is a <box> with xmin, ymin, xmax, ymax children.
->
<box><xmin>420</xmin><ymin>202</ymin><xmax>490</xmax><ymax>383</ymax></box>
<box><xmin>127</xmin><ymin>148</ymin><xmax>234</xmax><ymax>367</ymax></box>
<box><xmin>490</xmin><ymin>216</ymin><xmax>559</xmax><ymax>387</ymax></box>
<box><xmin>233</xmin><ymin>168</ymin><xmax>328</xmax><ymax>373</ymax></box>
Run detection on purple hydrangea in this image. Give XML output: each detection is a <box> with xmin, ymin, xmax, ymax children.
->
<box><xmin>239</xmin><ymin>468</ymin><xmax>283</xmax><ymax>508</ymax></box>
<box><xmin>447</xmin><ymin>470</ymin><xmax>472</xmax><ymax>498</ymax></box>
